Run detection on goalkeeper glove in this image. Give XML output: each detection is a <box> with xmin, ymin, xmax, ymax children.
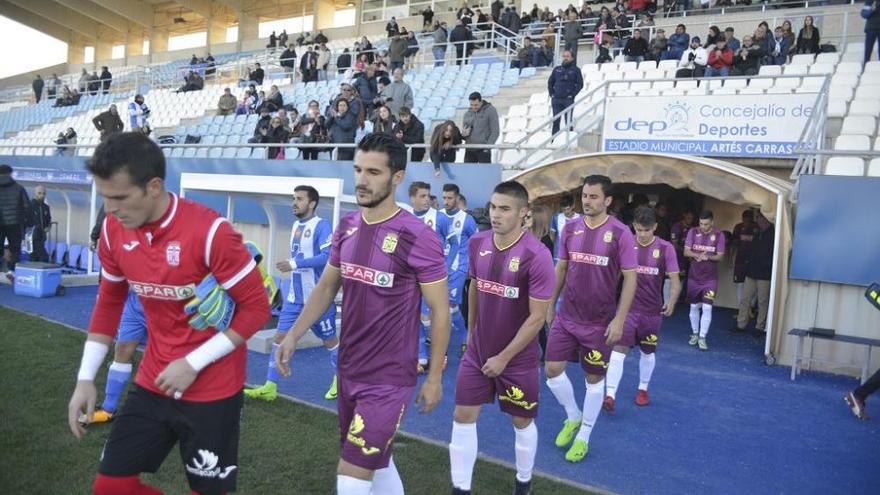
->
<box><xmin>185</xmin><ymin>274</ymin><xmax>235</xmax><ymax>331</ymax></box>
<box><xmin>244</xmin><ymin>240</ymin><xmax>280</xmax><ymax>306</ymax></box>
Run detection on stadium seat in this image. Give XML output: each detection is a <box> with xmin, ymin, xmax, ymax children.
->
<box><xmin>824</xmin><ymin>157</ymin><xmax>864</xmax><ymax>176</ymax></box>
<box><xmin>855</xmin><ymin>84</ymin><xmax>880</xmax><ymax>100</ymax></box>
<box><xmin>827</xmin><ymin>98</ymin><xmax>848</xmax><ymax>118</ymax></box>
<box><xmin>831</xmin><ymin>74</ymin><xmax>860</xmax><ymax>89</ymax></box>
<box><xmin>657</xmin><ymin>60</ymin><xmax>677</xmax><ymax>71</ymax></box>
<box><xmin>868</xmin><ymin>159</ymin><xmax>880</xmax><ymax>177</ymax></box>
<box><xmin>784</xmin><ymin>65</ymin><xmax>810</xmax><ymax>76</ymax></box>
<box><xmin>222</xmin><ymin>147</ymin><xmax>237</xmax><ymax>158</ymax></box>
<box><xmin>809</xmin><ymin>64</ymin><xmax>834</xmax><ymax>75</ymax></box>
<box><xmin>848</xmin><ymin>99</ymin><xmax>880</xmax><ymax>117</ymax></box>
<box><xmin>865</xmin><ymin>61</ymin><xmax>880</xmax><ymax>73</ymax></box>
<box><xmin>236</xmin><ymin>147</ymin><xmax>251</xmax><ymax>158</ymax></box>
<box><xmin>835</xmin><ymin>62</ymin><xmax>862</xmax><ymax>75</ymax></box>
<box><xmin>841</xmin><ymin>116</ymin><xmax>877</xmax><ymax>135</ymax></box>
<box><xmin>834</xmin><ymin>135</ymin><xmax>871</xmax><ymax>151</ymax></box>
<box><xmin>816</xmin><ymin>52</ymin><xmax>841</xmax><ymax>64</ymax></box>
<box><xmin>774</xmin><ymin>77</ymin><xmax>800</xmax><ymax>89</ymax></box>
<box><xmin>758</xmin><ymin>65</ymin><xmax>782</xmax><ymax>76</ymax></box>
<box><xmin>676</xmin><ymin>80</ymin><xmax>698</xmax><ymax>90</ymax></box>
<box><xmin>54</xmin><ymin>242</ymin><xmax>68</xmax><ymax>266</ymax></box>
<box><xmin>68</xmin><ymin>245</ymin><xmax>85</xmax><ymax>271</ymax></box>
<box><xmin>876</xmin><ymin>136</ymin><xmax>880</xmax><ymax>150</ymax></box>
<box><xmin>862</xmin><ymin>73</ymin><xmax>880</xmax><ymax>86</ymax></box>
<box><xmin>790</xmin><ymin>54</ymin><xmax>815</xmax><ymax>65</ymax></box>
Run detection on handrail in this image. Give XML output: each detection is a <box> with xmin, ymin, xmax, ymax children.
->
<box><xmin>791</xmin><ymin>73</ymin><xmax>833</xmax><ymax>177</ymax></box>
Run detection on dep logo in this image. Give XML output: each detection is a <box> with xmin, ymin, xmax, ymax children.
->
<box><xmin>612</xmin><ymin>101</ymin><xmax>691</xmax><ymax>136</ymax></box>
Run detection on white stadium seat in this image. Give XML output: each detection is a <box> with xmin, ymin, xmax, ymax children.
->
<box><xmin>827</xmin><ymin>98</ymin><xmax>848</xmax><ymax>118</ymax></box>
<box><xmin>809</xmin><ymin>63</ymin><xmax>834</xmax><ymax>75</ymax></box>
<box><xmin>848</xmin><ymin>99</ymin><xmax>880</xmax><ymax>117</ymax></box>
<box><xmin>816</xmin><ymin>52</ymin><xmax>841</xmax><ymax>65</ymax></box>
<box><xmin>831</xmin><ymin>74</ymin><xmax>860</xmax><ymax>89</ymax></box>
<box><xmin>758</xmin><ymin>65</ymin><xmax>782</xmax><ymax>76</ymax></box>
<box><xmin>840</xmin><ymin>116</ymin><xmax>877</xmax><ymax>135</ymax></box>
<box><xmin>834</xmin><ymin>135</ymin><xmax>871</xmax><ymax>151</ymax></box>
<box><xmin>835</xmin><ymin>62</ymin><xmax>862</xmax><ymax>75</ymax></box>
<box><xmin>784</xmin><ymin>65</ymin><xmax>810</xmax><ymax>76</ymax></box>
<box><xmin>869</xmin><ymin>159</ymin><xmax>880</xmax><ymax>177</ymax></box>
<box><xmin>824</xmin><ymin>157</ymin><xmax>864</xmax><ymax>176</ymax></box>
<box><xmin>790</xmin><ymin>54</ymin><xmax>815</xmax><ymax>65</ymax></box>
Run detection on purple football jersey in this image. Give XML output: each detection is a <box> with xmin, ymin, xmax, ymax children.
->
<box><xmin>466</xmin><ymin>230</ymin><xmax>556</xmax><ymax>369</ymax></box>
<box><xmin>559</xmin><ymin>215</ymin><xmax>638</xmax><ymax>326</ymax></box>
<box><xmin>632</xmin><ymin>237</ymin><xmax>680</xmax><ymax>315</ymax></box>
<box><xmin>329</xmin><ymin>209</ymin><xmax>447</xmax><ymax>386</ymax></box>
<box><xmin>685</xmin><ymin>227</ymin><xmax>726</xmax><ymax>285</ymax></box>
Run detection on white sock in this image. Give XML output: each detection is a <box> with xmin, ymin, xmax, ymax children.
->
<box><xmin>638</xmin><ymin>351</ymin><xmax>656</xmax><ymax>391</ymax></box>
<box><xmin>604</xmin><ymin>351</ymin><xmax>627</xmax><ymax>400</ymax></box>
<box><xmin>736</xmin><ymin>282</ymin><xmax>744</xmax><ymax>305</ymax></box>
<box><xmin>449</xmin><ymin>421</ymin><xmax>478</xmax><ymax>491</ymax></box>
<box><xmin>372</xmin><ymin>457</ymin><xmax>403</xmax><ymax>495</ymax></box>
<box><xmin>699</xmin><ymin>303</ymin><xmax>713</xmax><ymax>338</ymax></box>
<box><xmin>337</xmin><ymin>475</ymin><xmax>372</xmax><ymax>495</ymax></box>
<box><xmin>689</xmin><ymin>304</ymin><xmax>700</xmax><ymax>334</ymax></box>
<box><xmin>576</xmin><ymin>378</ymin><xmax>605</xmax><ymax>444</ymax></box>
<box><xmin>546</xmin><ymin>372</ymin><xmax>581</xmax><ymax>422</ymax></box>
<box><xmin>513</xmin><ymin>422</ymin><xmax>538</xmax><ymax>483</ymax></box>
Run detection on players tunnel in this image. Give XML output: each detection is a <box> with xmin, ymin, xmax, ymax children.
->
<box><xmin>511</xmin><ymin>152</ymin><xmax>794</xmax><ymax>366</ymax></box>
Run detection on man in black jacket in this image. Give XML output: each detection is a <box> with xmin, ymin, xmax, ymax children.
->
<box><xmin>33</xmin><ymin>75</ymin><xmax>44</xmax><ymax>103</ymax></box>
<box><xmin>0</xmin><ymin>165</ymin><xmax>30</xmax><ymax>280</ymax></box>
<box><xmin>28</xmin><ymin>185</ymin><xmax>51</xmax><ymax>262</ymax></box>
<box><xmin>100</xmin><ymin>66</ymin><xmax>112</xmax><ymax>94</ymax></box>
<box><xmin>393</xmin><ymin>107</ymin><xmax>426</xmax><ymax>161</ymax></box>
<box><xmin>449</xmin><ymin>20</ymin><xmax>474</xmax><ymax>66</ymax></box>
<box><xmin>337</xmin><ymin>49</ymin><xmax>352</xmax><ymax>73</ymax></box>
<box><xmin>734</xmin><ymin>211</ymin><xmax>774</xmax><ymax>333</ymax></box>
<box><xmin>92</xmin><ymin>105</ymin><xmax>124</xmax><ymax>141</ymax></box>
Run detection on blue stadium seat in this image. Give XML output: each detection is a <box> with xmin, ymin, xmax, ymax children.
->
<box><xmin>68</xmin><ymin>244</ymin><xmax>86</xmax><ymax>271</ymax></box>
<box><xmin>222</xmin><ymin>147</ymin><xmax>237</xmax><ymax>158</ymax></box>
<box><xmin>54</xmin><ymin>242</ymin><xmax>68</xmax><ymax>265</ymax></box>
<box><xmin>92</xmin><ymin>251</ymin><xmax>101</xmax><ymax>273</ymax></box>
<box><xmin>236</xmin><ymin>147</ymin><xmax>251</xmax><ymax>158</ymax></box>
<box><xmin>436</xmin><ymin>107</ymin><xmax>456</xmax><ymax>120</ymax></box>
<box><xmin>184</xmin><ymin>148</ymin><xmax>197</xmax><ymax>158</ymax></box>
<box><xmin>171</xmin><ymin>147</ymin><xmax>185</xmax><ymax>158</ymax></box>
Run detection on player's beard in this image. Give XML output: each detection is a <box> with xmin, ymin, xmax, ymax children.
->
<box><xmin>356</xmin><ymin>178</ymin><xmax>393</xmax><ymax>209</ymax></box>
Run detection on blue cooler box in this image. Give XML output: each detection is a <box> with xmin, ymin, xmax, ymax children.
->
<box><xmin>14</xmin><ymin>262</ymin><xmax>62</xmax><ymax>298</ymax></box>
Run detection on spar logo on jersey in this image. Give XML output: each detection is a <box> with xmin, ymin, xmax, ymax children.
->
<box><xmin>569</xmin><ymin>251</ymin><xmax>609</xmax><ymax>266</ymax></box>
<box><xmin>166</xmin><ymin>241</ymin><xmax>181</xmax><ymax>266</ymax></box>
<box><xmin>584</xmin><ymin>349</ymin><xmax>607</xmax><ymax>367</ymax></box>
<box><xmin>693</xmin><ymin>244</ymin><xmax>717</xmax><ymax>253</ymax></box>
<box><xmin>130</xmin><ymin>281</ymin><xmax>196</xmax><ymax>300</ymax></box>
<box><xmin>477</xmin><ymin>278</ymin><xmax>519</xmax><ymax>299</ymax></box>
<box><xmin>498</xmin><ymin>386</ymin><xmax>537</xmax><ymax>410</ymax></box>
<box><xmin>637</xmin><ymin>265</ymin><xmax>660</xmax><ymax>276</ymax></box>
<box><xmin>381</xmin><ymin>233</ymin><xmax>399</xmax><ymax>254</ymax></box>
<box><xmin>508</xmin><ymin>256</ymin><xmax>520</xmax><ymax>272</ymax></box>
<box><xmin>185</xmin><ymin>449</ymin><xmax>237</xmax><ymax>480</ymax></box>
<box><xmin>340</xmin><ymin>262</ymin><xmax>395</xmax><ymax>288</ymax></box>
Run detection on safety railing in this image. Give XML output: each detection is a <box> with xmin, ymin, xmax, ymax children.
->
<box><xmin>791</xmin><ymin>73</ymin><xmax>832</xmax><ymax>177</ymax></box>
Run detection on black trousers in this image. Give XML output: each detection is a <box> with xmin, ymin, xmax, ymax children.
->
<box><xmin>0</xmin><ymin>224</ymin><xmax>23</xmax><ymax>271</ymax></box>
<box><xmin>551</xmin><ymin>96</ymin><xmax>574</xmax><ymax>135</ymax></box>
<box><xmin>30</xmin><ymin>231</ymin><xmax>49</xmax><ymax>262</ymax></box>
<box><xmin>855</xmin><ymin>368</ymin><xmax>880</xmax><ymax>401</ymax></box>
<box><xmin>464</xmin><ymin>148</ymin><xmax>491</xmax><ymax>163</ymax></box>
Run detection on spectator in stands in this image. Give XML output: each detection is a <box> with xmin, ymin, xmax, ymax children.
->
<box><xmin>296</xmin><ymin>32</ymin><xmax>305</xmax><ymax>46</ymax></box>
<box><xmin>190</xmin><ymin>54</ymin><xmax>200</xmax><ymax>65</ymax></box>
<box><xmin>53</xmin><ymin>86</ymin><xmax>71</xmax><ymax>107</ymax></box>
<box><xmin>866</xmin><ymin>0</ymin><xmax>880</xmax><ymax>62</ymax></box>
<box><xmin>257</xmin><ymin>116</ymin><xmax>290</xmax><ymax>159</ymax></box>
<box><xmin>382</xmin><ymin>68</ymin><xmax>414</xmax><ymax>116</ymax></box>
<box><xmin>423</xmin><ymin>6</ymin><xmax>435</xmax><ymax>28</ymax></box>
<box><xmin>596</xmin><ymin>33</ymin><xmax>614</xmax><ymax>64</ymax></box>
<box><xmin>782</xmin><ymin>20</ymin><xmax>797</xmax><ymax>58</ymax></box>
<box><xmin>32</xmin><ymin>75</ymin><xmax>44</xmax><ymax>104</ymax></box>
<box><xmin>514</xmin><ymin>36</ymin><xmax>538</xmax><ymax>68</ymax></box>
<box><xmin>405</xmin><ymin>30</ymin><xmax>420</xmax><ymax>67</ymax></box>
<box><xmin>433</xmin><ymin>22</ymin><xmax>449</xmax><ymax>66</ymax></box>
<box><xmin>637</xmin><ymin>13</ymin><xmax>655</xmax><ymax>39</ymax></box>
<box><xmin>266</xmin><ymin>85</ymin><xmax>284</xmax><ymax>111</ymax></box>
<box><xmin>128</xmin><ymin>94</ymin><xmax>150</xmax><ymax>133</ymax></box>
<box><xmin>563</xmin><ymin>11</ymin><xmax>584</xmax><ymax>63</ymax></box>
<box><xmin>732</xmin><ymin>35</ymin><xmax>764</xmax><ymax>76</ymax></box>
<box><xmin>337</xmin><ymin>49</ymin><xmax>352</xmax><ymax>74</ymax></box>
<box><xmin>458</xmin><ymin>3</ymin><xmax>476</xmax><ymax>23</ymax></box>
<box><xmin>450</xmin><ymin>19</ymin><xmax>475</xmax><ymax>65</ymax></box>
<box><xmin>386</xmin><ymin>16</ymin><xmax>400</xmax><ymax>37</ymax></box>
<box><xmin>430</xmin><ymin>120</ymin><xmax>463</xmax><ymax>175</ymax></box>
<box><xmin>92</xmin><ymin>105</ymin><xmax>124</xmax><ymax>141</ymax></box>
<box><xmin>705</xmin><ymin>38</ymin><xmax>734</xmax><ymax>77</ymax></box>
<box><xmin>304</xmin><ymin>32</ymin><xmax>314</xmax><ymax>45</ymax></box>
<box><xmin>249</xmin><ymin>108</ymin><xmax>272</xmax><ymax>143</ymax></box>
<box><xmin>663</xmin><ymin>24</ymin><xmax>689</xmax><ymax>60</ymax></box>
<box><xmin>492</xmin><ymin>0</ymin><xmax>504</xmax><ymax>22</ymax></box>
<box><xmin>649</xmin><ymin>28</ymin><xmax>668</xmax><ymax>61</ymax></box>
<box><xmin>371</xmin><ymin>105</ymin><xmax>397</xmax><ymax>134</ymax></box>
<box><xmin>78</xmin><ymin>69</ymin><xmax>89</xmax><ymax>92</ymax></box>
<box><xmin>542</xmin><ymin>23</ymin><xmax>556</xmax><ymax>52</ymax></box>
<box><xmin>327</xmin><ymin>98</ymin><xmax>357</xmax><ymax>160</ymax></box>
<box><xmin>724</xmin><ymin>27</ymin><xmax>740</xmax><ymax>52</ymax></box>
<box><xmin>675</xmin><ymin>36</ymin><xmax>708</xmax><ymax>78</ymax></box>
<box><xmin>268</xmin><ymin>31</ymin><xmax>278</xmax><ymax>49</ymax></box>
<box><xmin>624</xmin><ymin>29</ymin><xmax>649</xmax><ymax>63</ymax></box>
<box><xmin>753</xmin><ymin>24</ymin><xmax>770</xmax><ymax>59</ymax></box>
<box><xmin>388</xmin><ymin>33</ymin><xmax>408</xmax><ymax>72</ymax></box>
<box><xmin>461</xmin><ymin>92</ymin><xmax>499</xmax><ymax>164</ymax></box>
<box><xmin>734</xmin><ymin>211</ymin><xmax>774</xmax><ymax>334</ymax></box>
<box><xmin>100</xmin><ymin>66</ymin><xmax>112</xmax><ymax>94</ymax></box>
<box><xmin>796</xmin><ymin>16</ymin><xmax>820</xmax><ymax>55</ymax></box>
<box><xmin>48</xmin><ymin>74</ymin><xmax>60</xmax><ymax>100</ymax></box>
<box><xmin>299</xmin><ymin>100</ymin><xmax>328</xmax><ymax>160</ymax></box>
<box><xmin>767</xmin><ymin>26</ymin><xmax>790</xmax><ymax>65</ymax></box>
<box><xmin>279</xmin><ymin>30</ymin><xmax>289</xmax><ymax>48</ymax></box>
<box><xmin>353</xmin><ymin>65</ymin><xmax>378</xmax><ymax>115</ymax></box>
<box><xmin>300</xmin><ymin>47</ymin><xmax>318</xmax><ymax>83</ymax></box>
<box><xmin>54</xmin><ymin>127</ymin><xmax>77</xmax><ymax>156</ymax></box>
<box><xmin>330</xmin><ymin>83</ymin><xmax>365</xmax><ymax>130</ymax></box>
<box><xmin>359</xmin><ymin>36</ymin><xmax>374</xmax><ymax>64</ymax></box>
<box><xmin>27</xmin><ymin>185</ymin><xmax>51</xmax><ymax>262</ymax></box>
<box><xmin>217</xmin><ymin>88</ymin><xmax>237</xmax><ymax>116</ymax></box>
<box><xmin>317</xmin><ymin>43</ymin><xmax>331</xmax><ymax>81</ymax></box>
<box><xmin>315</xmin><ymin>31</ymin><xmax>328</xmax><ymax>44</ymax></box>
<box><xmin>704</xmin><ymin>25</ymin><xmax>722</xmax><ymax>49</ymax></box>
<box><xmin>0</xmin><ymin>164</ymin><xmax>28</xmax><ymax>281</ymax></box>
<box><xmin>548</xmin><ymin>50</ymin><xmax>583</xmax><ymax>135</ymax></box>
<box><xmin>176</xmin><ymin>71</ymin><xmax>204</xmax><ymax>93</ymax></box>
<box><xmin>394</xmin><ymin>107</ymin><xmax>426</xmax><ymax>161</ymax></box>
<box><xmin>88</xmin><ymin>71</ymin><xmax>101</xmax><ymax>95</ymax></box>
<box><xmin>280</xmin><ymin>45</ymin><xmax>297</xmax><ymax>74</ymax></box>
<box><xmin>610</xmin><ymin>9</ymin><xmax>631</xmax><ymax>48</ymax></box>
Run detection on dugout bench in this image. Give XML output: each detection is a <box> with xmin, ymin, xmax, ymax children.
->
<box><xmin>789</xmin><ymin>328</ymin><xmax>880</xmax><ymax>384</ymax></box>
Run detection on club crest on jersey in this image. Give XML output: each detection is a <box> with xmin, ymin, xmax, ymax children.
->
<box><xmin>427</xmin><ymin>219</ymin><xmax>434</xmax><ymax>228</ymax></box>
<box><xmin>653</xmin><ymin>248</ymin><xmax>661</xmax><ymax>258</ymax></box>
<box><xmin>508</xmin><ymin>257</ymin><xmax>520</xmax><ymax>272</ymax></box>
<box><xmin>166</xmin><ymin>241</ymin><xmax>181</xmax><ymax>266</ymax></box>
<box><xmin>710</xmin><ymin>234</ymin><xmax>716</xmax><ymax>242</ymax></box>
<box><xmin>455</xmin><ymin>220</ymin><xmax>462</xmax><ymax>228</ymax></box>
<box><xmin>304</xmin><ymin>229</ymin><xmax>311</xmax><ymax>238</ymax></box>
<box><xmin>381</xmin><ymin>233</ymin><xmax>399</xmax><ymax>254</ymax></box>
<box><xmin>603</xmin><ymin>231</ymin><xmax>613</xmax><ymax>243</ymax></box>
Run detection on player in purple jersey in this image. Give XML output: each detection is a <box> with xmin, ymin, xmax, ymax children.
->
<box><xmin>684</xmin><ymin>210</ymin><xmax>726</xmax><ymax>351</ymax></box>
<box><xmin>276</xmin><ymin>134</ymin><xmax>450</xmax><ymax>495</ymax></box>
<box><xmin>603</xmin><ymin>207</ymin><xmax>681</xmax><ymax>411</ymax></box>
<box><xmin>543</xmin><ymin>175</ymin><xmax>638</xmax><ymax>463</ymax></box>
<box><xmin>449</xmin><ymin>182</ymin><xmax>555</xmax><ymax>495</ymax></box>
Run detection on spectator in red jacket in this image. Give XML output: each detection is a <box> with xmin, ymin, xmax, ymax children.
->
<box><xmin>705</xmin><ymin>38</ymin><xmax>734</xmax><ymax>77</ymax></box>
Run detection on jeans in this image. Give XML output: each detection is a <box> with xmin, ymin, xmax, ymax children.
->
<box><xmin>704</xmin><ymin>66</ymin><xmax>730</xmax><ymax>77</ymax></box>
<box><xmin>551</xmin><ymin>96</ymin><xmax>574</xmax><ymax>135</ymax></box>
<box><xmin>432</xmin><ymin>46</ymin><xmax>446</xmax><ymax>66</ymax></box>
<box><xmin>625</xmin><ymin>55</ymin><xmax>645</xmax><ymax>64</ymax></box>
<box><xmin>866</xmin><ymin>30</ymin><xmax>880</xmax><ymax>63</ymax></box>
<box><xmin>564</xmin><ymin>41</ymin><xmax>579</xmax><ymax>63</ymax></box>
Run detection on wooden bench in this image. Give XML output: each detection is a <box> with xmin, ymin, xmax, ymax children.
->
<box><xmin>789</xmin><ymin>328</ymin><xmax>880</xmax><ymax>383</ymax></box>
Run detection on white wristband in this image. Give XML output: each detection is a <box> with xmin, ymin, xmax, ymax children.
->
<box><xmin>77</xmin><ymin>341</ymin><xmax>110</xmax><ymax>381</ymax></box>
<box><xmin>185</xmin><ymin>332</ymin><xmax>236</xmax><ymax>372</ymax></box>
<box><xmin>289</xmin><ymin>259</ymin><xmax>298</xmax><ymax>270</ymax></box>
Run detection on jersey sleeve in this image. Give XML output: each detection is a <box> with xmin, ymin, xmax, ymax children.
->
<box><xmin>664</xmin><ymin>242</ymin><xmax>680</xmax><ymax>274</ymax></box>
<box><xmin>298</xmin><ymin>220</ymin><xmax>332</xmax><ymax>269</ymax></box>
<box><xmin>716</xmin><ymin>230</ymin><xmax>726</xmax><ymax>255</ymax></box>
<box><xmin>557</xmin><ymin>222</ymin><xmax>571</xmax><ymax>261</ymax></box>
<box><xmin>87</xmin><ymin>218</ymin><xmax>129</xmax><ymax>337</ymax></box>
<box><xmin>618</xmin><ymin>227</ymin><xmax>638</xmax><ymax>271</ymax></box>
<box><xmin>328</xmin><ymin>216</ymin><xmax>350</xmax><ymax>268</ymax></box>
<box><xmin>463</xmin><ymin>215</ymin><xmax>478</xmax><ymax>242</ymax></box>
<box><xmin>684</xmin><ymin>228</ymin><xmax>695</xmax><ymax>250</ymax></box>
<box><xmin>528</xmin><ymin>246</ymin><xmax>556</xmax><ymax>301</ymax></box>
<box><xmin>467</xmin><ymin>234</ymin><xmax>478</xmax><ymax>279</ymax></box>
<box><xmin>408</xmin><ymin>224</ymin><xmax>447</xmax><ymax>284</ymax></box>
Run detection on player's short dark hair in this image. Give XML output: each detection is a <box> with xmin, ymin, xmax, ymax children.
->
<box><xmin>294</xmin><ymin>185</ymin><xmax>319</xmax><ymax>207</ymax></box>
<box><xmin>357</xmin><ymin>133</ymin><xmax>407</xmax><ymax>174</ymax></box>
<box><xmin>408</xmin><ymin>181</ymin><xmax>430</xmax><ymax>197</ymax></box>
<box><xmin>700</xmin><ymin>210</ymin><xmax>714</xmax><ymax>220</ymax></box>
<box><xmin>86</xmin><ymin>132</ymin><xmax>165</xmax><ymax>189</ymax></box>
<box><xmin>560</xmin><ymin>193</ymin><xmax>575</xmax><ymax>208</ymax></box>
<box><xmin>492</xmin><ymin>180</ymin><xmax>529</xmax><ymax>207</ymax></box>
<box><xmin>468</xmin><ymin>92</ymin><xmax>482</xmax><ymax>102</ymax></box>
<box><xmin>582</xmin><ymin>174</ymin><xmax>613</xmax><ymax>198</ymax></box>
<box><xmin>443</xmin><ymin>183</ymin><xmax>460</xmax><ymax>196</ymax></box>
<box><xmin>633</xmin><ymin>206</ymin><xmax>657</xmax><ymax>227</ymax></box>
<box><xmin>0</xmin><ymin>164</ymin><xmax>11</xmax><ymax>175</ymax></box>
<box><xmin>742</xmin><ymin>209</ymin><xmax>754</xmax><ymax>220</ymax></box>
